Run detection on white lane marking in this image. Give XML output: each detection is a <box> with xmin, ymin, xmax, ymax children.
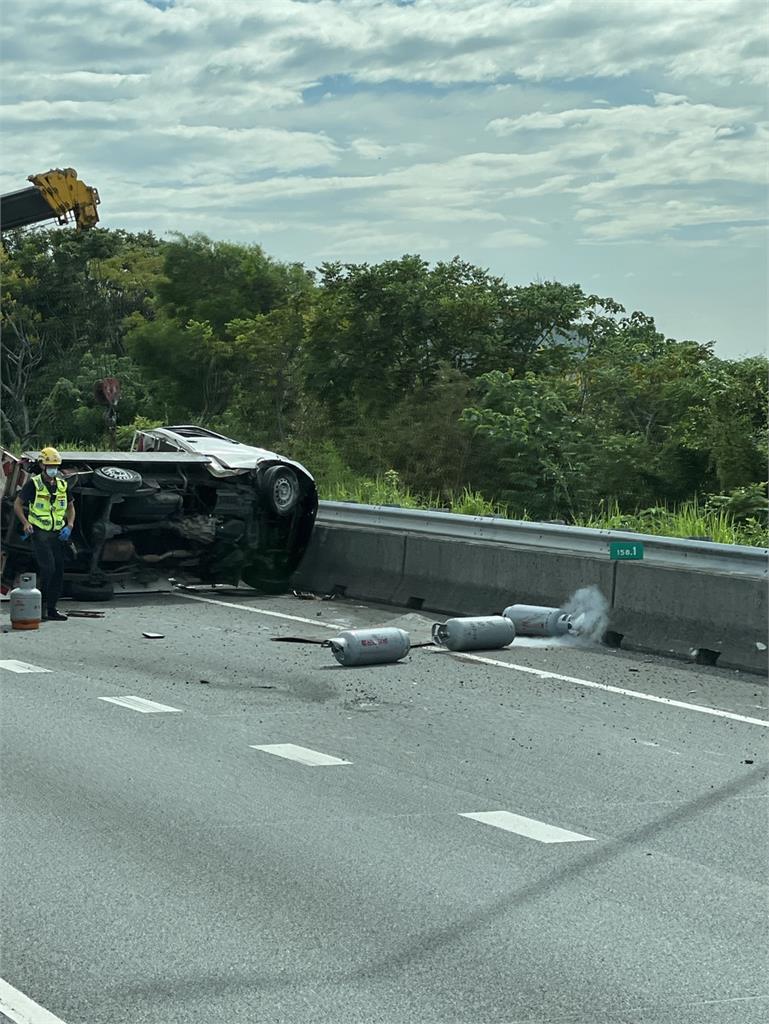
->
<box><xmin>0</xmin><ymin>977</ymin><xmax>69</xmax><ymax>1023</ymax></box>
<box><xmin>177</xmin><ymin>592</ymin><xmax>348</xmax><ymax>630</ymax></box>
<box><xmin>460</xmin><ymin>811</ymin><xmax>595</xmax><ymax>844</ymax></box>
<box><xmin>178</xmin><ymin>592</ymin><xmax>769</xmax><ymax>729</ymax></box>
<box><xmin>98</xmin><ymin>695</ymin><xmax>182</xmax><ymax>714</ymax></box>
<box><xmin>0</xmin><ymin>660</ymin><xmax>52</xmax><ymax>674</ymax></box>
<box><xmin>250</xmin><ymin>743</ymin><xmax>351</xmax><ymax>766</ymax></box>
<box><xmin>437</xmin><ymin>651</ymin><xmax>769</xmax><ymax>729</ymax></box>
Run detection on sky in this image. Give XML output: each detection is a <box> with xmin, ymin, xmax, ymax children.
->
<box><xmin>1</xmin><ymin>0</ymin><xmax>767</xmax><ymax>359</ymax></box>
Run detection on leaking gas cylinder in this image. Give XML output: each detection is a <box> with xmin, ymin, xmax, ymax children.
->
<box><xmin>10</xmin><ymin>573</ymin><xmax>42</xmax><ymax>630</ymax></box>
<box><xmin>502</xmin><ymin>604</ymin><xmax>572</xmax><ymax>637</ymax></box>
<box><xmin>432</xmin><ymin>615</ymin><xmax>515</xmax><ymax>652</ymax></box>
<box><xmin>329</xmin><ymin>627</ymin><xmax>411</xmax><ymax>666</ymax></box>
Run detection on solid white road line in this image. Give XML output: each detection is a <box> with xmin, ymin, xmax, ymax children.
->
<box><xmin>460</xmin><ymin>810</ymin><xmax>595</xmax><ymax>844</ymax></box>
<box><xmin>98</xmin><ymin>695</ymin><xmax>182</xmax><ymax>714</ymax></box>
<box><xmin>437</xmin><ymin>651</ymin><xmax>769</xmax><ymax>729</ymax></box>
<box><xmin>178</xmin><ymin>591</ymin><xmax>769</xmax><ymax>729</ymax></box>
<box><xmin>177</xmin><ymin>592</ymin><xmax>347</xmax><ymax>630</ymax></box>
<box><xmin>0</xmin><ymin>660</ymin><xmax>52</xmax><ymax>674</ymax></box>
<box><xmin>0</xmin><ymin>977</ymin><xmax>69</xmax><ymax>1024</ymax></box>
<box><xmin>250</xmin><ymin>743</ymin><xmax>351</xmax><ymax>766</ymax></box>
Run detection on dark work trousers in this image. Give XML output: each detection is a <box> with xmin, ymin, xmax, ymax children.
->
<box><xmin>30</xmin><ymin>529</ymin><xmax>65</xmax><ymax>612</ymax></box>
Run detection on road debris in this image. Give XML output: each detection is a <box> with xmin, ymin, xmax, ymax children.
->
<box><xmin>67</xmin><ymin>609</ymin><xmax>106</xmax><ymax>619</ymax></box>
<box><xmin>271</xmin><ymin>636</ymin><xmax>329</xmax><ymax>645</ymax></box>
<box><xmin>502</xmin><ymin>604</ymin><xmax>572</xmax><ymax>637</ymax></box>
<box><xmin>432</xmin><ymin>616</ymin><xmax>515</xmax><ymax>652</ymax></box>
<box><xmin>330</xmin><ymin>627</ymin><xmax>411</xmax><ymax>666</ymax></box>
<box><xmin>142</xmin><ymin>632</ymin><xmax>165</xmax><ymax>639</ymax></box>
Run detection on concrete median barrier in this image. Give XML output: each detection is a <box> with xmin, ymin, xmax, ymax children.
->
<box><xmin>612</xmin><ymin>562</ymin><xmax>768</xmax><ymax>673</ymax></box>
<box><xmin>390</xmin><ymin>534</ymin><xmax>613</xmax><ymax>617</ymax></box>
<box><xmin>292</xmin><ymin>508</ymin><xmax>768</xmax><ymax>674</ymax></box>
<box><xmin>291</xmin><ymin>524</ymin><xmax>406</xmax><ymax>605</ymax></box>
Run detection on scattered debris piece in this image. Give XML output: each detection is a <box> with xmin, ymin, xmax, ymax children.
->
<box><xmin>292</xmin><ymin>590</ymin><xmax>319</xmax><ymax>600</ymax></box>
<box><xmin>628</xmin><ymin>667</ymin><xmax>640</xmax><ymax>672</ymax></box>
<box><xmin>432</xmin><ymin>616</ymin><xmax>514</xmax><ymax>652</ymax></box>
<box><xmin>271</xmin><ymin>636</ymin><xmax>329</xmax><ymax>645</ymax></box>
<box><xmin>503</xmin><ymin>604</ymin><xmax>572</xmax><ymax>637</ymax></box>
<box><xmin>743</xmin><ymin>759</ymin><xmax>754</xmax><ymax>764</ymax></box>
<box><xmin>142</xmin><ymin>632</ymin><xmax>165</xmax><ymax>639</ymax></box>
<box><xmin>199</xmin><ymin>679</ymin><xmax>210</xmax><ymax>685</ymax></box>
<box><xmin>330</xmin><ymin>628</ymin><xmax>410</xmax><ymax>666</ymax></box>
<box><xmin>68</xmin><ymin>610</ymin><xmax>105</xmax><ymax>619</ymax></box>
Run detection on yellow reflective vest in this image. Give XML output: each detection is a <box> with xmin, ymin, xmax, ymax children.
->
<box><xmin>28</xmin><ymin>474</ymin><xmax>68</xmax><ymax>531</ymax></box>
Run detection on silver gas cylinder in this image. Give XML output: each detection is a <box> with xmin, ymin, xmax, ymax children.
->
<box><xmin>432</xmin><ymin>615</ymin><xmax>515</xmax><ymax>652</ymax></box>
<box><xmin>329</xmin><ymin>627</ymin><xmax>411</xmax><ymax>666</ymax></box>
<box><xmin>10</xmin><ymin>573</ymin><xmax>42</xmax><ymax>630</ymax></box>
<box><xmin>502</xmin><ymin>604</ymin><xmax>572</xmax><ymax>637</ymax></box>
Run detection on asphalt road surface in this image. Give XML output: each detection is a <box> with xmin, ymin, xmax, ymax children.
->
<box><xmin>1</xmin><ymin>589</ymin><xmax>767</xmax><ymax>1024</ymax></box>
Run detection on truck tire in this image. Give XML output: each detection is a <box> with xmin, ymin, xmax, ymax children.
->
<box><xmin>93</xmin><ymin>466</ymin><xmax>143</xmax><ymax>495</ymax></box>
<box><xmin>261</xmin><ymin>465</ymin><xmax>300</xmax><ymax>517</ymax></box>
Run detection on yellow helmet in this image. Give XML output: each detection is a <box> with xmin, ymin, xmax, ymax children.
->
<box><xmin>40</xmin><ymin>446</ymin><xmax>62</xmax><ymax>466</ymax></box>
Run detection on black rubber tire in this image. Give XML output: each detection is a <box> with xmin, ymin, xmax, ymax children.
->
<box><xmin>68</xmin><ymin>579</ymin><xmax>115</xmax><ymax>602</ymax></box>
<box><xmin>93</xmin><ymin>466</ymin><xmax>143</xmax><ymax>495</ymax></box>
<box><xmin>261</xmin><ymin>465</ymin><xmax>300</xmax><ymax>517</ymax></box>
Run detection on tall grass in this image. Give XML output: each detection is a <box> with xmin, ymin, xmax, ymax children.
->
<box><xmin>573</xmin><ymin>498</ymin><xmax>765</xmax><ymax>546</ymax></box>
<box><xmin>319</xmin><ymin>473</ymin><xmax>767</xmax><ymax>547</ymax></box>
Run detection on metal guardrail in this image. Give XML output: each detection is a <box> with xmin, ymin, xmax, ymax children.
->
<box><xmin>317</xmin><ymin>502</ymin><xmax>768</xmax><ymax>578</ymax></box>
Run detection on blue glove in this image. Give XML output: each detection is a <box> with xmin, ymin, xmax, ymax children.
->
<box><xmin>59</xmin><ymin>526</ymin><xmax>72</xmax><ymax>541</ymax></box>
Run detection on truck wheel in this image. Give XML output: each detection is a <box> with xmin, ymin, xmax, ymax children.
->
<box><xmin>93</xmin><ymin>466</ymin><xmax>143</xmax><ymax>495</ymax></box>
<box><xmin>261</xmin><ymin>465</ymin><xmax>300</xmax><ymax>517</ymax></box>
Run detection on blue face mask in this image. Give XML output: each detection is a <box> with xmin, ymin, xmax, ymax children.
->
<box><xmin>45</xmin><ymin>467</ymin><xmax>59</xmax><ymax>478</ymax></box>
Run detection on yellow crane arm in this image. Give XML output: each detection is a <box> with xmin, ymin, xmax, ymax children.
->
<box><xmin>1</xmin><ymin>167</ymin><xmax>100</xmax><ymax>231</ymax></box>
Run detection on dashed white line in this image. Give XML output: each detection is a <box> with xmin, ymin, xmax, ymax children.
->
<box><xmin>98</xmin><ymin>695</ymin><xmax>182</xmax><ymax>714</ymax></box>
<box><xmin>250</xmin><ymin>743</ymin><xmax>351</xmax><ymax>766</ymax></box>
<box><xmin>0</xmin><ymin>977</ymin><xmax>68</xmax><ymax>1023</ymax></box>
<box><xmin>460</xmin><ymin>810</ymin><xmax>595</xmax><ymax>844</ymax></box>
<box><xmin>437</xmin><ymin>651</ymin><xmax>769</xmax><ymax>728</ymax></box>
<box><xmin>0</xmin><ymin>660</ymin><xmax>52</xmax><ymax>674</ymax></box>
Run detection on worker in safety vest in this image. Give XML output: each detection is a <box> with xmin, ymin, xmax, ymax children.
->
<box><xmin>13</xmin><ymin>447</ymin><xmax>75</xmax><ymax>621</ymax></box>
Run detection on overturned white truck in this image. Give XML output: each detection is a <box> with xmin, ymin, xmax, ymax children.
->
<box><xmin>1</xmin><ymin>426</ymin><xmax>318</xmax><ymax>600</ymax></box>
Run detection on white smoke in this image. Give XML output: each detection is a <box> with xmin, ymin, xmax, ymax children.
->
<box><xmin>504</xmin><ymin>586</ymin><xmax>609</xmax><ymax>648</ymax></box>
<box><xmin>563</xmin><ymin>585</ymin><xmax>610</xmax><ymax>643</ymax></box>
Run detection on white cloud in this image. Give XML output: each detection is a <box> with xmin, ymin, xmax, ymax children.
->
<box><xmin>0</xmin><ymin>0</ymin><xmax>766</xmax><ymax>355</ymax></box>
<box><xmin>483</xmin><ymin>228</ymin><xmax>547</xmax><ymax>248</ymax></box>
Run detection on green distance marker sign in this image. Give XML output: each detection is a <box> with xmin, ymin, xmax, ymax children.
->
<box><xmin>610</xmin><ymin>541</ymin><xmax>644</xmax><ymax>560</ymax></box>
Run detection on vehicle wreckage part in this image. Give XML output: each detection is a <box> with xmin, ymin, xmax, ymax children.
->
<box><xmin>112</xmin><ymin>490</ymin><xmax>182</xmax><ymax>522</ymax></box>
<box><xmin>262</xmin><ymin>465</ymin><xmax>300</xmax><ymax>517</ymax></box>
<box><xmin>431</xmin><ymin>615</ymin><xmax>515</xmax><ymax>652</ymax></box>
<box><xmin>139</xmin><ymin>550</ymin><xmax>192</xmax><ymax>563</ymax></box>
<box><xmin>101</xmin><ymin>539</ymin><xmax>136</xmax><ymax>562</ymax></box>
<box><xmin>68</xmin><ymin>578</ymin><xmax>115</xmax><ymax>602</ymax></box>
<box><xmin>329</xmin><ymin>627</ymin><xmax>411</xmax><ymax>666</ymax></box>
<box><xmin>502</xmin><ymin>604</ymin><xmax>572</xmax><ymax>637</ymax></box>
<box><xmin>172</xmin><ymin>515</ymin><xmax>218</xmax><ymax>544</ymax></box>
<box><xmin>10</xmin><ymin>573</ymin><xmax>41</xmax><ymax>630</ymax></box>
<box><xmin>92</xmin><ymin>466</ymin><xmax>143</xmax><ymax>495</ymax></box>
